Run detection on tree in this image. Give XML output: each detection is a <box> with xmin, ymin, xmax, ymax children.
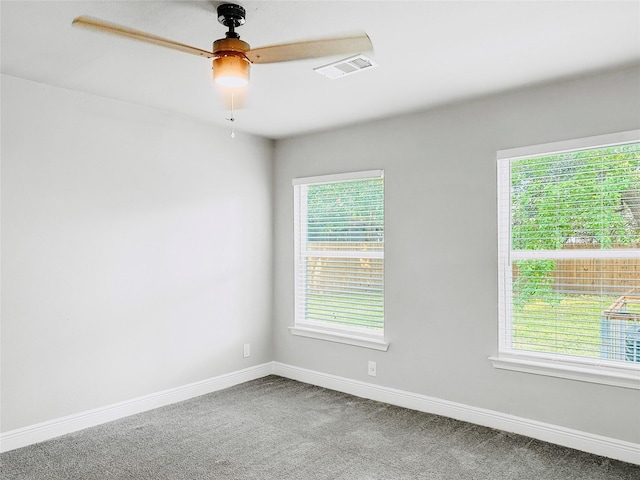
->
<box><xmin>306</xmin><ymin>178</ymin><xmax>384</xmax><ymax>244</ymax></box>
<box><xmin>510</xmin><ymin>142</ymin><xmax>639</xmax><ymax>305</ymax></box>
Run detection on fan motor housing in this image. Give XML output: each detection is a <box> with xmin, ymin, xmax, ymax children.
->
<box><xmin>217</xmin><ymin>3</ymin><xmax>246</xmax><ymax>28</ymax></box>
<box><xmin>213</xmin><ymin>38</ymin><xmax>250</xmax><ymax>55</ymax></box>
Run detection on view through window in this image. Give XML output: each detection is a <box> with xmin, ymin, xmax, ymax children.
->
<box><xmin>498</xmin><ymin>135</ymin><xmax>640</xmax><ymax>370</ymax></box>
<box><xmin>293</xmin><ymin>171</ymin><xmax>384</xmax><ymax>338</ymax></box>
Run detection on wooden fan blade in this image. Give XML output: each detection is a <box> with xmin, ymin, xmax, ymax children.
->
<box><xmin>245</xmin><ymin>32</ymin><xmax>372</xmax><ymax>64</ymax></box>
<box><xmin>72</xmin><ymin>16</ymin><xmax>215</xmax><ymax>59</ymax></box>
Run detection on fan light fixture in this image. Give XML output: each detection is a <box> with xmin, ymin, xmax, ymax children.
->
<box><xmin>72</xmin><ymin>3</ymin><xmax>374</xmax><ymax>110</ymax></box>
<box><xmin>212</xmin><ymin>37</ymin><xmax>250</xmax><ymax>87</ymax></box>
<box><xmin>213</xmin><ymin>55</ymin><xmax>250</xmax><ymax>87</ymax></box>
<box><xmin>212</xmin><ymin>12</ymin><xmax>250</xmax><ymax>88</ymax></box>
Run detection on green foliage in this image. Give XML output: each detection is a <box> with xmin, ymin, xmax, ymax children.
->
<box><xmin>510</xmin><ymin>142</ymin><xmax>640</xmax><ymax>305</ymax></box>
<box><xmin>513</xmin><ymin>260</ymin><xmax>559</xmax><ymax>309</ymax></box>
<box><xmin>306</xmin><ymin>178</ymin><xmax>384</xmax><ymax>243</ymax></box>
<box><xmin>511</xmin><ymin>143</ymin><xmax>640</xmax><ymax>250</ymax></box>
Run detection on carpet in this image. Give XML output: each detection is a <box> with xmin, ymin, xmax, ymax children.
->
<box><xmin>1</xmin><ymin>375</ymin><xmax>638</xmax><ymax>479</ymax></box>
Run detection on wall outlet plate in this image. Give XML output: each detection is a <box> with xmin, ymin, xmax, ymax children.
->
<box><xmin>243</xmin><ymin>344</ymin><xmax>250</xmax><ymax>358</ymax></box>
<box><xmin>368</xmin><ymin>360</ymin><xmax>377</xmax><ymax>377</ymax></box>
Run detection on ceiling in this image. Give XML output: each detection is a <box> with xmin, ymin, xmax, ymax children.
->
<box><xmin>2</xmin><ymin>1</ymin><xmax>639</xmax><ymax>139</ymax></box>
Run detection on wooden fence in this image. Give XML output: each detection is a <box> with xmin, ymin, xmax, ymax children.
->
<box><xmin>306</xmin><ymin>242</ymin><xmax>639</xmax><ymax>295</ymax></box>
<box><xmin>553</xmin><ymin>244</ymin><xmax>639</xmax><ymax>295</ymax></box>
<box><xmin>305</xmin><ymin>242</ymin><xmax>383</xmax><ymax>292</ymax></box>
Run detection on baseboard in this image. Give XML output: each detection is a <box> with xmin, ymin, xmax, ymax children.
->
<box><xmin>272</xmin><ymin>362</ymin><xmax>640</xmax><ymax>465</ymax></box>
<box><xmin>0</xmin><ymin>363</ymin><xmax>273</xmax><ymax>453</ymax></box>
<box><xmin>4</xmin><ymin>361</ymin><xmax>639</xmax><ymax>465</ymax></box>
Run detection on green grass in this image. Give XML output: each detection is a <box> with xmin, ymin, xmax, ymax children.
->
<box><xmin>303</xmin><ymin>291</ymin><xmax>638</xmax><ymax>358</ymax></box>
<box><xmin>512</xmin><ymin>294</ymin><xmax>638</xmax><ymax>358</ymax></box>
<box><xmin>304</xmin><ymin>292</ymin><xmax>384</xmax><ymax>331</ymax></box>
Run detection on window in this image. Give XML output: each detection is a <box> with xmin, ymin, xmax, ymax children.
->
<box><xmin>494</xmin><ymin>131</ymin><xmax>640</xmax><ymax>389</ymax></box>
<box><xmin>291</xmin><ymin>170</ymin><xmax>387</xmax><ymax>351</ymax></box>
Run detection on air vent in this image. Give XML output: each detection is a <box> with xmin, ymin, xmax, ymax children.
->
<box><xmin>314</xmin><ymin>54</ymin><xmax>378</xmax><ymax>79</ymax></box>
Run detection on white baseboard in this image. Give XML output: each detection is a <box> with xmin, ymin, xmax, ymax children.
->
<box><xmin>0</xmin><ymin>363</ymin><xmax>273</xmax><ymax>453</ymax></box>
<box><xmin>4</xmin><ymin>361</ymin><xmax>639</xmax><ymax>465</ymax></box>
<box><xmin>272</xmin><ymin>362</ymin><xmax>640</xmax><ymax>465</ymax></box>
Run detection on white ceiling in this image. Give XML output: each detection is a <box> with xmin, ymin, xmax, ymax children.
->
<box><xmin>2</xmin><ymin>1</ymin><xmax>639</xmax><ymax>139</ymax></box>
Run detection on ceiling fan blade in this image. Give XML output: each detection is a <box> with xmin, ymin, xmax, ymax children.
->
<box><xmin>72</xmin><ymin>16</ymin><xmax>215</xmax><ymax>59</ymax></box>
<box><xmin>245</xmin><ymin>32</ymin><xmax>372</xmax><ymax>64</ymax></box>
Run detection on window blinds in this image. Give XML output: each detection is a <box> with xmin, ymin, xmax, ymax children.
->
<box><xmin>498</xmin><ymin>138</ymin><xmax>640</xmax><ymax>365</ymax></box>
<box><xmin>294</xmin><ymin>171</ymin><xmax>384</xmax><ymax>333</ymax></box>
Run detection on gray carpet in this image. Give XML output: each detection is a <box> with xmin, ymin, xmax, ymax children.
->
<box><xmin>1</xmin><ymin>375</ymin><xmax>638</xmax><ymax>479</ymax></box>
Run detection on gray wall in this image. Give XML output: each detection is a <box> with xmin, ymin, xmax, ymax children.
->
<box><xmin>2</xmin><ymin>65</ymin><xmax>639</xmax><ymax>445</ymax></box>
<box><xmin>1</xmin><ymin>76</ymin><xmax>274</xmax><ymax>431</ymax></box>
<box><xmin>272</xmin><ymin>65</ymin><xmax>640</xmax><ymax>443</ymax></box>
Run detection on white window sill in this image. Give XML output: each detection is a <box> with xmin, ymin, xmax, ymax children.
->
<box><xmin>489</xmin><ymin>353</ymin><xmax>640</xmax><ymax>390</ymax></box>
<box><xmin>289</xmin><ymin>326</ymin><xmax>389</xmax><ymax>351</ymax></box>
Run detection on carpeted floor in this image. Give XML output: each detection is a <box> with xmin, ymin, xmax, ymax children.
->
<box><xmin>1</xmin><ymin>375</ymin><xmax>638</xmax><ymax>479</ymax></box>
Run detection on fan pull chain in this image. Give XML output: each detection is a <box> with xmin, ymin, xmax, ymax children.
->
<box><xmin>226</xmin><ymin>91</ymin><xmax>236</xmax><ymax>139</ymax></box>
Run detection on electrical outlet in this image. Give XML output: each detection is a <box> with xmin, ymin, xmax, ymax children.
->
<box><xmin>243</xmin><ymin>343</ymin><xmax>250</xmax><ymax>358</ymax></box>
<box><xmin>368</xmin><ymin>360</ymin><xmax>377</xmax><ymax>377</ymax></box>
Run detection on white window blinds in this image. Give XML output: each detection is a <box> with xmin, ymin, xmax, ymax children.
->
<box><xmin>498</xmin><ymin>133</ymin><xmax>640</xmax><ymax>367</ymax></box>
<box><xmin>293</xmin><ymin>170</ymin><xmax>384</xmax><ymax>334</ymax></box>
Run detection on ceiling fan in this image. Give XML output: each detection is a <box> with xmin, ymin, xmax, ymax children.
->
<box><xmin>72</xmin><ymin>3</ymin><xmax>373</xmax><ymax>108</ymax></box>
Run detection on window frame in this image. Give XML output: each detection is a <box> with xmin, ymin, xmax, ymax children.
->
<box><xmin>491</xmin><ymin>130</ymin><xmax>640</xmax><ymax>389</ymax></box>
<box><xmin>290</xmin><ymin>170</ymin><xmax>388</xmax><ymax>351</ymax></box>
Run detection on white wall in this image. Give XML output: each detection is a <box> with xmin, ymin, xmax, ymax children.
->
<box><xmin>272</xmin><ymin>65</ymin><xmax>640</xmax><ymax>443</ymax></box>
<box><xmin>1</xmin><ymin>76</ymin><xmax>273</xmax><ymax>431</ymax></box>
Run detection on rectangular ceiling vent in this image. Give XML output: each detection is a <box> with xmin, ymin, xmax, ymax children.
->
<box><xmin>314</xmin><ymin>54</ymin><xmax>378</xmax><ymax>80</ymax></box>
